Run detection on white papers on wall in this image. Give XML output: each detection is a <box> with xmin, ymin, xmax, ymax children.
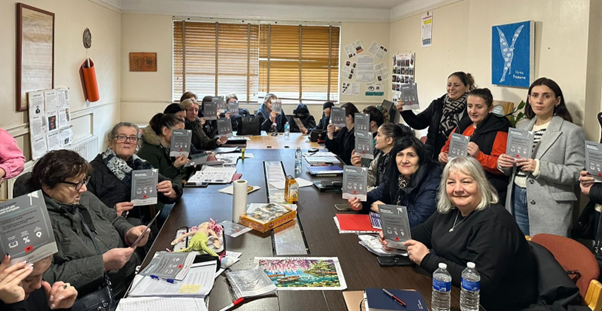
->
<box><xmin>341</xmin><ymin>82</ymin><xmax>360</xmax><ymax>95</ymax></box>
<box><xmin>421</xmin><ymin>12</ymin><xmax>433</xmax><ymax>47</ymax></box>
<box><xmin>342</xmin><ymin>60</ymin><xmax>356</xmax><ymax>80</ymax></box>
<box><xmin>344</xmin><ymin>40</ymin><xmax>364</xmax><ymax>58</ymax></box>
<box><xmin>374</xmin><ymin>63</ymin><xmax>389</xmax><ymax>82</ymax></box>
<box><xmin>28</xmin><ymin>88</ymin><xmax>72</xmax><ymax>160</ymax></box>
<box><xmin>356</xmin><ymin>55</ymin><xmax>375</xmax><ymax>82</ymax></box>
<box><xmin>368</xmin><ymin>41</ymin><xmax>388</xmax><ymax>60</ymax></box>
<box><xmin>391</xmin><ymin>53</ymin><xmax>415</xmax><ymax>103</ymax></box>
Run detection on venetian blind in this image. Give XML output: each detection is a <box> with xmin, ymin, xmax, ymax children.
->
<box><xmin>173</xmin><ymin>21</ymin><xmax>339</xmax><ymax>103</ymax></box>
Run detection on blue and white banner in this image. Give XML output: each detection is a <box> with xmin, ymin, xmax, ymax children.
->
<box><xmin>491</xmin><ymin>21</ymin><xmax>534</xmax><ymax>88</ymax></box>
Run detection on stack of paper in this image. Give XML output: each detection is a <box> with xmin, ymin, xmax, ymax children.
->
<box><xmin>188</xmin><ymin>166</ymin><xmax>237</xmax><ymax>184</ymax></box>
<box><xmin>128</xmin><ymin>261</ymin><xmax>217</xmax><ymax>298</ymax></box>
<box><xmin>139</xmin><ymin>252</ymin><xmax>196</xmax><ymax>281</ymax></box>
<box><xmin>116</xmin><ymin>297</ymin><xmax>207</xmax><ymax>311</ymax></box>
<box><xmin>304</xmin><ymin>152</ymin><xmax>341</xmax><ymax>166</ymax></box>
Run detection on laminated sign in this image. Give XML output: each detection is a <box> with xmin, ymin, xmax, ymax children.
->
<box><xmin>449</xmin><ymin>133</ymin><xmax>469</xmax><ymax>160</ymax></box>
<box><xmin>355</xmin><ymin>113</ymin><xmax>370</xmax><ymax>132</ymax></box>
<box><xmin>211</xmin><ymin>96</ymin><xmax>226</xmax><ymax>110</ymax></box>
<box><xmin>271</xmin><ymin>99</ymin><xmax>282</xmax><ymax>114</ymax></box>
<box><xmin>131</xmin><ymin>169</ymin><xmax>159</xmax><ymax>206</ymax></box>
<box><xmin>586</xmin><ymin>140</ymin><xmax>602</xmax><ymax>181</ymax></box>
<box><xmin>217</xmin><ymin>118</ymin><xmax>233</xmax><ymax>138</ymax></box>
<box><xmin>379</xmin><ymin>204</ymin><xmax>411</xmax><ymax>250</ymax></box>
<box><xmin>204</xmin><ymin>102</ymin><xmax>218</xmax><ymax>120</ymax></box>
<box><xmin>342</xmin><ymin>165</ymin><xmax>368</xmax><ymax>201</ymax></box>
<box><xmin>0</xmin><ymin>190</ymin><xmax>58</xmax><ymax>266</ymax></box>
<box><xmin>331</xmin><ymin>108</ymin><xmax>346</xmax><ymax>127</ymax></box>
<box><xmin>228</xmin><ymin>100</ymin><xmax>239</xmax><ymax>115</ymax></box>
<box><xmin>170</xmin><ymin>129</ymin><xmax>192</xmax><ymax>158</ymax></box>
<box><xmin>355</xmin><ymin>130</ymin><xmax>374</xmax><ymax>159</ymax></box>
<box><xmin>506</xmin><ymin>128</ymin><xmax>534</xmax><ymax>159</ymax></box>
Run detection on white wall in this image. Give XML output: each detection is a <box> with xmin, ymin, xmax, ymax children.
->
<box><xmin>0</xmin><ymin>0</ymin><xmax>122</xmax><ymax>158</ymax></box>
<box><xmin>389</xmin><ymin>0</ymin><xmax>602</xmax><ymax>140</ymax></box>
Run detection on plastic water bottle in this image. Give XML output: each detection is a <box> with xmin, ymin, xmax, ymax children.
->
<box><xmin>284</xmin><ymin>121</ymin><xmax>290</xmax><ymax>137</ymax></box>
<box><xmin>295</xmin><ymin>147</ymin><xmax>302</xmax><ymax>173</ymax></box>
<box><xmin>432</xmin><ymin>263</ymin><xmax>451</xmax><ymax>311</ymax></box>
<box><xmin>460</xmin><ymin>262</ymin><xmax>480</xmax><ymax>311</ymax></box>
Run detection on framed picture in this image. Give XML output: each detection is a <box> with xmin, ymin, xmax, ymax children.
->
<box><xmin>129</xmin><ymin>52</ymin><xmax>157</xmax><ymax>72</ymax></box>
<box><xmin>16</xmin><ymin>3</ymin><xmax>55</xmax><ymax>112</ymax></box>
<box><xmin>491</xmin><ymin>20</ymin><xmax>534</xmax><ymax>88</ymax></box>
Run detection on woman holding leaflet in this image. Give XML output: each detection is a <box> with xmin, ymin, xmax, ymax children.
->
<box><xmin>497</xmin><ymin>78</ymin><xmax>584</xmax><ymax>237</ymax></box>
<box><xmin>397</xmin><ymin>72</ymin><xmax>475</xmax><ymax>160</ymax></box>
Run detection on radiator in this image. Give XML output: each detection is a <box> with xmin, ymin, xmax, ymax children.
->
<box><xmin>6</xmin><ymin>135</ymin><xmax>99</xmax><ymax>199</ymax></box>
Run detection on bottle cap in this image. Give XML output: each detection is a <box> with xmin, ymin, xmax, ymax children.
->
<box><xmin>467</xmin><ymin>262</ymin><xmax>475</xmax><ymax>269</ymax></box>
<box><xmin>438</xmin><ymin>263</ymin><xmax>447</xmax><ymax>269</ymax></box>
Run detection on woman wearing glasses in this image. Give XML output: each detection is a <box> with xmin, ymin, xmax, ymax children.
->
<box><xmin>87</xmin><ymin>122</ymin><xmax>182</xmax><ymax>226</ymax></box>
<box><xmin>12</xmin><ymin>150</ymin><xmax>150</xmax><ymax>300</ymax></box>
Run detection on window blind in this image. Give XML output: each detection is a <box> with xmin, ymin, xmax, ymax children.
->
<box><xmin>173</xmin><ymin>21</ymin><xmax>339</xmax><ymax>104</ymax></box>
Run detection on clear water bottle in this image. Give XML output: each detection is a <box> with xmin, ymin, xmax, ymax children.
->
<box><xmin>460</xmin><ymin>262</ymin><xmax>480</xmax><ymax>311</ymax></box>
<box><xmin>295</xmin><ymin>147</ymin><xmax>302</xmax><ymax>173</ymax></box>
<box><xmin>284</xmin><ymin>121</ymin><xmax>290</xmax><ymax>137</ymax></box>
<box><xmin>432</xmin><ymin>263</ymin><xmax>451</xmax><ymax>311</ymax></box>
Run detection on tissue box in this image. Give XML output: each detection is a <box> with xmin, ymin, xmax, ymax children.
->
<box><xmin>239</xmin><ymin>203</ymin><xmax>297</xmax><ymax>233</ymax></box>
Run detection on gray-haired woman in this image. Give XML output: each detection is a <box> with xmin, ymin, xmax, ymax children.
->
<box><xmin>258</xmin><ymin>93</ymin><xmax>287</xmax><ymax>132</ymax></box>
<box><xmin>382</xmin><ymin>156</ymin><xmax>537</xmax><ymax>311</ymax></box>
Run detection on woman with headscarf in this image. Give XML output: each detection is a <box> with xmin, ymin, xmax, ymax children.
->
<box><xmin>290</xmin><ymin>103</ymin><xmax>316</xmax><ymax>134</ymax></box>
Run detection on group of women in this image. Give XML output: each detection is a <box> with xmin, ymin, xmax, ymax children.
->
<box><xmin>0</xmin><ymin>71</ymin><xmax>589</xmax><ymax>310</ymax></box>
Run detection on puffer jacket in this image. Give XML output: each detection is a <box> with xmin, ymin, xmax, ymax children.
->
<box><xmin>88</xmin><ymin>150</ymin><xmax>182</xmax><ymax>224</ymax></box>
<box><xmin>185</xmin><ymin>118</ymin><xmax>220</xmax><ymax>150</ymax></box>
<box><xmin>136</xmin><ymin>126</ymin><xmax>187</xmax><ymax>189</ymax></box>
<box><xmin>13</xmin><ymin>173</ymin><xmax>140</xmax><ymax>299</ymax></box>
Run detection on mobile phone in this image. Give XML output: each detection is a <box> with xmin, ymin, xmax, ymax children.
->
<box><xmin>376</xmin><ymin>256</ymin><xmax>412</xmax><ymax>267</ymax></box>
<box><xmin>334</xmin><ymin>204</ymin><xmax>352</xmax><ymax>211</ymax></box>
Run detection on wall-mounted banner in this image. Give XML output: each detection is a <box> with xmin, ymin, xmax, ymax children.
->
<box><xmin>491</xmin><ymin>20</ymin><xmax>534</xmax><ymax>88</ymax></box>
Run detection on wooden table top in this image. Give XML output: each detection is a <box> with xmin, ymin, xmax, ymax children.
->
<box><xmin>240</xmin><ymin>132</ymin><xmax>321</xmax><ymax>149</ymax></box>
<box><xmin>142</xmin><ymin>149</ymin><xmax>463</xmax><ymax>311</ymax></box>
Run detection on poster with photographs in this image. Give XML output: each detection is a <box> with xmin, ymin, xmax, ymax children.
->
<box><xmin>28</xmin><ymin>88</ymin><xmax>72</xmax><ymax>160</ymax></box>
<box><xmin>342</xmin><ymin>60</ymin><xmax>356</xmax><ymax>80</ymax></box>
<box><xmin>391</xmin><ymin>53</ymin><xmax>415</xmax><ymax>103</ymax></box>
<box><xmin>344</xmin><ymin>40</ymin><xmax>364</xmax><ymax>59</ymax></box>
<box><xmin>341</xmin><ymin>82</ymin><xmax>360</xmax><ymax>95</ymax></box>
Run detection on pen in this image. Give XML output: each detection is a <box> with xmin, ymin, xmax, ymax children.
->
<box><xmin>218</xmin><ymin>297</ymin><xmax>244</xmax><ymax>311</ymax></box>
<box><xmin>382</xmin><ymin>289</ymin><xmax>407</xmax><ymax>307</ymax></box>
<box><xmin>150</xmin><ymin>275</ymin><xmax>175</xmax><ymax>283</ymax></box>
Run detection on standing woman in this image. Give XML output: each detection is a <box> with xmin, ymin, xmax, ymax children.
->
<box><xmin>498</xmin><ymin>78</ymin><xmax>585</xmax><ymax>237</ymax></box>
<box><xmin>439</xmin><ymin>88</ymin><xmax>510</xmax><ymax>203</ymax></box>
<box><xmin>397</xmin><ymin>72</ymin><xmax>475</xmax><ymax>160</ymax></box>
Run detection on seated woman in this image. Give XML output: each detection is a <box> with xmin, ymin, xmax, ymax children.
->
<box><xmin>362</xmin><ymin>105</ymin><xmax>385</xmax><ymax>135</ymax></box>
<box><xmin>0</xmin><ymin>255</ymin><xmax>78</xmax><ymax>311</ymax></box>
<box><xmin>219</xmin><ymin>94</ymin><xmax>251</xmax><ymax>130</ymax></box>
<box><xmin>258</xmin><ymin>93</ymin><xmax>287</xmax><ymax>132</ymax></box>
<box><xmin>88</xmin><ymin>122</ymin><xmax>183</xmax><ymax>224</ymax></box>
<box><xmin>138</xmin><ymin>113</ymin><xmax>190</xmax><ymax>187</ymax></box>
<box><xmin>349</xmin><ymin>137</ymin><xmax>441</xmax><ymax>227</ymax></box>
<box><xmin>0</xmin><ymin>128</ymin><xmax>26</xmax><ymax>181</ymax></box>
<box><xmin>164</xmin><ymin>102</ymin><xmax>187</xmax><ymax>120</ymax></box>
<box><xmin>385</xmin><ymin>156</ymin><xmax>537</xmax><ymax>311</ymax></box>
<box><xmin>350</xmin><ymin>123</ymin><xmax>409</xmax><ymax>190</ymax></box>
<box><xmin>14</xmin><ymin>150</ymin><xmax>151</xmax><ymax>299</ymax></box>
<box><xmin>325</xmin><ymin>102</ymin><xmax>359</xmax><ymax>165</ymax></box>
<box><xmin>290</xmin><ymin>103</ymin><xmax>316</xmax><ymax>134</ymax></box>
<box><xmin>439</xmin><ymin>88</ymin><xmax>510</xmax><ymax>203</ymax></box>
<box><xmin>182</xmin><ymin>98</ymin><xmax>227</xmax><ymax>150</ymax></box>
<box><xmin>199</xmin><ymin>96</ymin><xmax>231</xmax><ymax>138</ymax></box>
<box><xmin>315</xmin><ymin>101</ymin><xmax>334</xmax><ymax>130</ymax></box>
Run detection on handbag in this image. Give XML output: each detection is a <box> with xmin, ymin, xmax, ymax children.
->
<box><xmin>71</xmin><ymin>209</ymin><xmax>117</xmax><ymax>311</ymax></box>
<box><xmin>571</xmin><ymin>200</ymin><xmax>595</xmax><ymax>239</ymax></box>
<box><xmin>310</xmin><ymin>129</ymin><xmax>325</xmax><ymax>142</ymax></box>
<box><xmin>237</xmin><ymin>116</ymin><xmax>260</xmax><ymax>135</ymax></box>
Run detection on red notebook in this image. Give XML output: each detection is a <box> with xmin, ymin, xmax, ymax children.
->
<box><xmin>334</xmin><ymin>214</ymin><xmax>381</xmax><ymax>234</ymax></box>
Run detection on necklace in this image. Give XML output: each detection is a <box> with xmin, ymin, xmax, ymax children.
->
<box><xmin>449</xmin><ymin>210</ymin><xmax>467</xmax><ymax>232</ymax></box>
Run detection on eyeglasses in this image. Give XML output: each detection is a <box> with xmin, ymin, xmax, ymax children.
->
<box><xmin>115</xmin><ymin>135</ymin><xmax>139</xmax><ymax>143</ymax></box>
<box><xmin>60</xmin><ymin>176</ymin><xmax>91</xmax><ymax>191</ymax></box>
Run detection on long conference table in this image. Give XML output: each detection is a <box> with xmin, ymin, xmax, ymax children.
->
<box><xmin>141</xmin><ymin>133</ymin><xmax>464</xmax><ymax>310</ymax></box>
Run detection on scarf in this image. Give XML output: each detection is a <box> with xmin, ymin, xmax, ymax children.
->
<box><xmin>439</xmin><ymin>93</ymin><xmax>468</xmax><ymax>137</ymax></box>
<box><xmin>101</xmin><ymin>148</ymin><xmax>153</xmax><ymax>187</ymax></box>
<box><xmin>395</xmin><ymin>175</ymin><xmax>410</xmax><ymax>205</ymax></box>
<box><xmin>376</xmin><ymin>152</ymin><xmax>390</xmax><ymax>185</ymax></box>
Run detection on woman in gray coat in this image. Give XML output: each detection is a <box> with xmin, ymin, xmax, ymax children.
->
<box><xmin>497</xmin><ymin>78</ymin><xmax>584</xmax><ymax>237</ymax></box>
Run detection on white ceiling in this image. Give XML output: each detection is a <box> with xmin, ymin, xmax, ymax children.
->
<box><xmin>128</xmin><ymin>0</ymin><xmax>411</xmax><ymax>9</ymax></box>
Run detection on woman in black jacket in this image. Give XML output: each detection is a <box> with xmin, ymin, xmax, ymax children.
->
<box><xmin>290</xmin><ymin>103</ymin><xmax>316</xmax><ymax>134</ymax></box>
<box><xmin>258</xmin><ymin>93</ymin><xmax>287</xmax><ymax>132</ymax></box>
<box><xmin>397</xmin><ymin>71</ymin><xmax>475</xmax><ymax>160</ymax></box>
<box><xmin>315</xmin><ymin>101</ymin><xmax>334</xmax><ymax>130</ymax></box>
<box><xmin>325</xmin><ymin>102</ymin><xmax>359</xmax><ymax>165</ymax></box>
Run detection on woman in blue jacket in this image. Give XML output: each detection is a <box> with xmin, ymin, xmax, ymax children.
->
<box><xmin>348</xmin><ymin>136</ymin><xmax>441</xmax><ymax>227</ymax></box>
